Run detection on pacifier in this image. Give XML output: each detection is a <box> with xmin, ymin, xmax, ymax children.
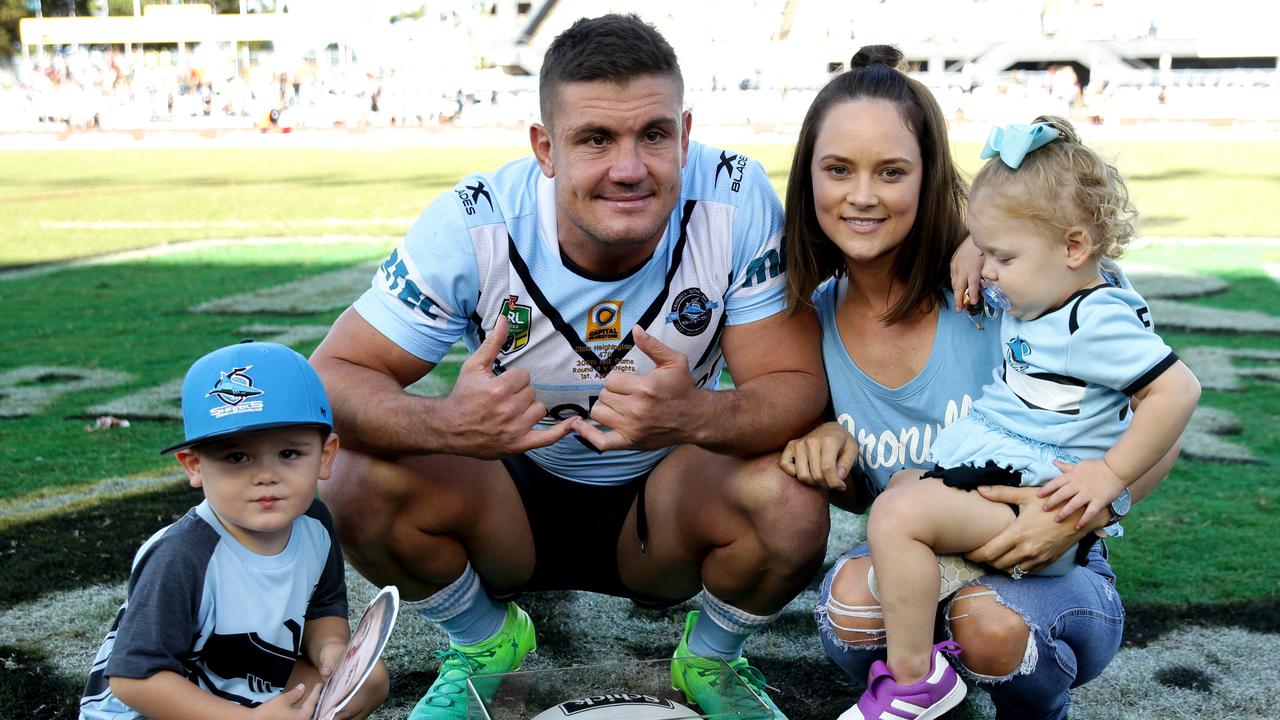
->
<box><xmin>979</xmin><ymin>280</ymin><xmax>1011</xmax><ymax>312</ymax></box>
<box><xmin>965</xmin><ymin>280</ymin><xmax>1009</xmax><ymax>329</ymax></box>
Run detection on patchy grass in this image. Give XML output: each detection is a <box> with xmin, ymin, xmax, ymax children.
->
<box><xmin>0</xmin><ymin>240</ymin><xmax>389</xmax><ymax>496</ymax></box>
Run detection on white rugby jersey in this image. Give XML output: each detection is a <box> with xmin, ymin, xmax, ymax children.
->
<box><xmin>79</xmin><ymin>499</ymin><xmax>347</xmax><ymax>719</ymax></box>
<box><xmin>931</xmin><ymin>270</ymin><xmax>1178</xmax><ymax>483</ymax></box>
<box><xmin>354</xmin><ymin>141</ymin><xmax>787</xmax><ymax>483</ymax></box>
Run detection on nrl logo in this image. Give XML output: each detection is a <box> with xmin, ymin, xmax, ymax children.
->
<box><xmin>499</xmin><ymin>295</ymin><xmax>532</xmax><ymax>354</ymax></box>
<box><xmin>206</xmin><ymin>366</ymin><xmax>265</xmax><ymax>406</ymax></box>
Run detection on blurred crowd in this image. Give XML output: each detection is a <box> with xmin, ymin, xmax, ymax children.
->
<box><xmin>1</xmin><ymin>43</ymin><xmax>1276</xmax><ymax>135</ymax></box>
<box><xmin>0</xmin><ymin>46</ymin><xmax>532</xmax><ymax>133</ymax></box>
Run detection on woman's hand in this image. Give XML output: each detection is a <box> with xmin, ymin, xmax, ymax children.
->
<box><xmin>950</xmin><ymin>235</ymin><xmax>983</xmax><ymax>312</ymax></box>
<box><xmin>964</xmin><ymin>484</ymin><xmax>1094</xmax><ymax>573</ymax></box>
<box><xmin>780</xmin><ymin>421</ymin><xmax>856</xmax><ymax>492</ymax></box>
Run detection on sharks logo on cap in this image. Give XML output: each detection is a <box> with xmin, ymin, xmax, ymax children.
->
<box><xmin>206</xmin><ymin>365</ymin><xmax>265</xmax><ymax>406</ymax></box>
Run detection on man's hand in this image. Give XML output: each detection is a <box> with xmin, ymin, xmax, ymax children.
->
<box><xmin>950</xmin><ymin>235</ymin><xmax>983</xmax><ymax>312</ymax></box>
<box><xmin>576</xmin><ymin>326</ymin><xmax>703</xmax><ymax>451</ymax></box>
<box><xmin>1037</xmin><ymin>459</ymin><xmax>1128</xmax><ymax>529</ymax></box>
<box><xmin>253</xmin><ymin>683</ymin><xmax>321</xmax><ymax>719</ymax></box>
<box><xmin>443</xmin><ymin>316</ymin><xmax>576</xmax><ymax>458</ymax></box>
<box><xmin>965</xmin><ymin>484</ymin><xmax>1092</xmax><ymax>573</ymax></box>
<box><xmin>779</xmin><ymin>422</ymin><xmax>855</xmax><ymax>492</ymax></box>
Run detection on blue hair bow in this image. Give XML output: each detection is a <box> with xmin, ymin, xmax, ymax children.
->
<box><xmin>980</xmin><ymin>123</ymin><xmax>1061</xmax><ymax>169</ymax></box>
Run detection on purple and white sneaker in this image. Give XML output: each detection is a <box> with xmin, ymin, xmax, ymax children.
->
<box><xmin>837</xmin><ymin>641</ymin><xmax>966</xmax><ymax>720</ymax></box>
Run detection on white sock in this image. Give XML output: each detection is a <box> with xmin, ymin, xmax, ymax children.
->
<box><xmin>403</xmin><ymin>563</ymin><xmax>506</xmax><ymax>646</ymax></box>
<box><xmin>688</xmin><ymin>588</ymin><xmax>780</xmax><ymax>660</ymax></box>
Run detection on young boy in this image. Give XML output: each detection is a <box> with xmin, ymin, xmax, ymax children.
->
<box><xmin>79</xmin><ymin>340</ymin><xmax>388</xmax><ymax>720</ymax></box>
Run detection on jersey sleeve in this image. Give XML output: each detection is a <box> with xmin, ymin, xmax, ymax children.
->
<box><xmin>724</xmin><ymin>158</ymin><xmax>788</xmax><ymax>325</ymax></box>
<box><xmin>1067</xmin><ymin>290</ymin><xmax>1178</xmax><ymax>396</ymax></box>
<box><xmin>104</xmin><ymin>532</ymin><xmax>212</xmax><ymax>681</ymax></box>
<box><xmin>304</xmin><ymin>499</ymin><xmax>349</xmax><ymax>621</ymax></box>
<box><xmin>352</xmin><ymin>188</ymin><xmax>482</xmax><ymax>363</ymax></box>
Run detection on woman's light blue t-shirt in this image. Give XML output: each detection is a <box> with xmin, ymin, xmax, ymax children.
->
<box><xmin>816</xmin><ymin>277</ymin><xmax>1004</xmax><ymax>495</ymax></box>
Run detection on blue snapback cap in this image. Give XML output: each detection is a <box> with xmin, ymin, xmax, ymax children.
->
<box><xmin>162</xmin><ymin>340</ymin><xmax>332</xmax><ymax>454</ymax></box>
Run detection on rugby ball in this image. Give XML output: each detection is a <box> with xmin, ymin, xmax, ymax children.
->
<box><xmin>529</xmin><ymin>693</ymin><xmax>700</xmax><ymax>720</ymax></box>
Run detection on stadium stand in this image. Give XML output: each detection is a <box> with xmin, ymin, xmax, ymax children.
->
<box><xmin>2</xmin><ymin>0</ymin><xmax>1276</xmax><ymax>135</ymax></box>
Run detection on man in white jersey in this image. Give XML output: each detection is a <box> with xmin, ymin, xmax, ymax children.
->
<box><xmin>311</xmin><ymin>13</ymin><xmax>828</xmax><ymax>720</ymax></box>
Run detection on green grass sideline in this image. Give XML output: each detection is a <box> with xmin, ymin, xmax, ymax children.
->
<box><xmin>4</xmin><ymin>141</ymin><xmax>1280</xmax><ymax>266</ymax></box>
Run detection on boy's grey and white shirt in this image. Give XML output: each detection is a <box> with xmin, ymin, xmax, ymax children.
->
<box><xmin>79</xmin><ymin>498</ymin><xmax>347</xmax><ymax>719</ymax></box>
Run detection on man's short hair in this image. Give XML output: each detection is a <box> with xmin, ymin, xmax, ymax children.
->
<box><xmin>539</xmin><ymin>13</ymin><xmax>683</xmax><ymax>125</ymax></box>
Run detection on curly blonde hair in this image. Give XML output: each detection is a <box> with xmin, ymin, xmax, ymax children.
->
<box><xmin>971</xmin><ymin>115</ymin><xmax>1137</xmax><ymax>260</ymax></box>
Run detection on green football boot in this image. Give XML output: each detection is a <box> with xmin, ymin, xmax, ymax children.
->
<box><xmin>408</xmin><ymin>603</ymin><xmax>537</xmax><ymax>720</ymax></box>
<box><xmin>670</xmin><ymin>610</ymin><xmax>786</xmax><ymax>719</ymax></box>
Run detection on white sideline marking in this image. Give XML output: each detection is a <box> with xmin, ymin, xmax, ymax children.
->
<box><xmin>0</xmin><ymin>234</ymin><xmax>399</xmax><ymax>281</ymax></box>
<box><xmin>41</xmin><ymin>218</ymin><xmax>416</xmax><ymax>230</ymax></box>
<box><xmin>0</xmin><ymin>470</ymin><xmax>187</xmax><ymax>524</ymax></box>
<box><xmin>9</xmin><ymin>236</ymin><xmax>1275</xmax><ymax>284</ymax></box>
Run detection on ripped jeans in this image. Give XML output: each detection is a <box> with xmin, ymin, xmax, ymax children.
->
<box><xmin>815</xmin><ymin>542</ymin><xmax>1124</xmax><ymax>720</ymax></box>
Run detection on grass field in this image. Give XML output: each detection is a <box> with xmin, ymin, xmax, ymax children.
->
<box><xmin>6</xmin><ymin>140</ymin><xmax>1280</xmax><ymax>266</ymax></box>
<box><xmin>1</xmin><ymin>139</ymin><xmax>1278</xmax><ymax>719</ymax></box>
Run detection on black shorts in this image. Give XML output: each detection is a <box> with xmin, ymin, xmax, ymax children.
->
<box><xmin>922</xmin><ymin>460</ymin><xmax>1022</xmax><ymax>491</ymax></box>
<box><xmin>921</xmin><ymin>461</ymin><xmax>1096</xmax><ymax>568</ymax></box>
<box><xmin>496</xmin><ymin>453</ymin><xmax>683</xmax><ymax>606</ymax></box>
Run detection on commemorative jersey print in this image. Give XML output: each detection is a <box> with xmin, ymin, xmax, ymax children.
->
<box><xmin>353</xmin><ymin>142</ymin><xmax>787</xmax><ymax>482</ymax></box>
<box><xmin>493</xmin><ymin>199</ymin><xmax>722</xmax><ymax>385</ymax></box>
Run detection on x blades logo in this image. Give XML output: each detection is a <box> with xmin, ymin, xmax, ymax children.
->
<box><xmin>466</xmin><ymin>181</ymin><xmax>493</xmax><ymax>211</ymax></box>
<box><xmin>713</xmin><ymin>150</ymin><xmax>749</xmax><ymax>191</ymax></box>
<box><xmin>714</xmin><ymin>151</ymin><xmax>738</xmax><ymax>187</ymax></box>
<box><xmin>206</xmin><ymin>366</ymin><xmax>264</xmax><ymax>406</ymax></box>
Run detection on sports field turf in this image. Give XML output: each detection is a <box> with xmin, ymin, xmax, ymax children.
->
<box><xmin>1</xmin><ymin>139</ymin><xmax>1278</xmax><ymax>718</ymax></box>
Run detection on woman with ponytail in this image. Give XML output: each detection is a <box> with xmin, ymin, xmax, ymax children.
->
<box><xmin>779</xmin><ymin>47</ymin><xmax>1179</xmax><ymax>719</ymax></box>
